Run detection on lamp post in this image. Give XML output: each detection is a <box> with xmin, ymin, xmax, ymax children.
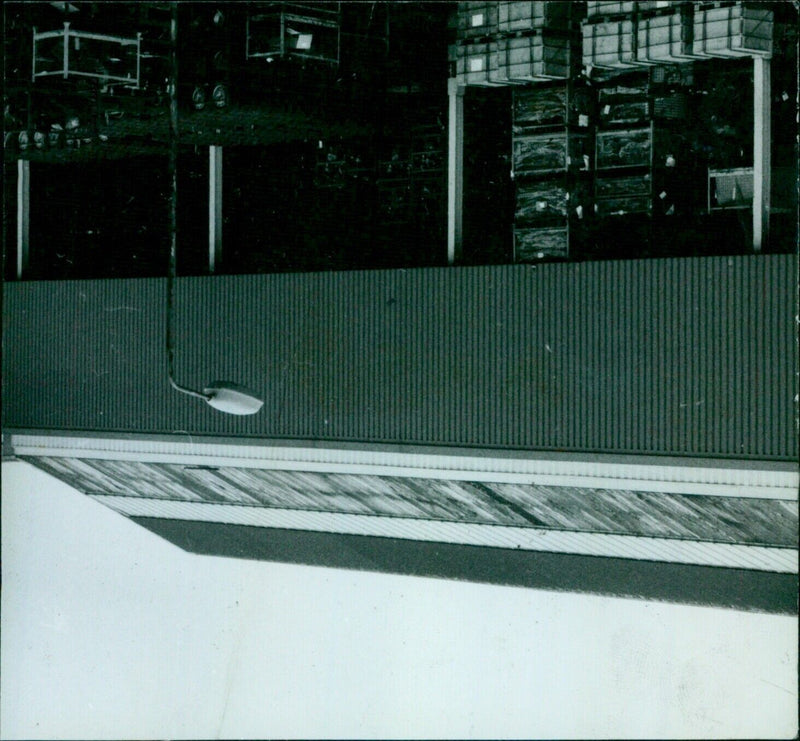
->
<box><xmin>166</xmin><ymin>3</ymin><xmax>263</xmax><ymax>416</ymax></box>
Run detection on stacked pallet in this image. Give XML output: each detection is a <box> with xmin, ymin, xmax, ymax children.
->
<box><xmin>451</xmin><ymin>2</ymin><xmax>579</xmax><ymax>87</ymax></box>
<box><xmin>591</xmin><ymin>67</ymin><xmax>694</xmax><ymax>234</ymax></box>
<box><xmin>582</xmin><ymin>1</ymin><xmax>772</xmax><ymax>71</ymax></box>
<box><xmin>592</xmin><ymin>75</ymin><xmax>653</xmax><ymax>216</ymax></box>
<box><xmin>511</xmin><ymin>82</ymin><xmax>593</xmax><ymax>260</ymax></box>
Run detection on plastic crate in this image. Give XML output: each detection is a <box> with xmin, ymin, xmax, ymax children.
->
<box><xmin>456</xmin><ymin>2</ymin><xmax>499</xmax><ymax>41</ymax></box>
<box><xmin>586</xmin><ymin>1</ymin><xmax>639</xmax><ymax>19</ymax></box>
<box><xmin>453</xmin><ymin>42</ymin><xmax>498</xmax><ymax>86</ymax></box>
<box><xmin>636</xmin><ymin>10</ymin><xmax>700</xmax><ymax>63</ymax></box>
<box><xmin>497</xmin><ymin>2</ymin><xmax>570</xmax><ymax>33</ymax></box>
<box><xmin>515</xmin><ymin>182</ymin><xmax>569</xmax><ymax>222</ymax></box>
<box><xmin>490</xmin><ymin>34</ymin><xmax>571</xmax><ymax>82</ymax></box>
<box><xmin>596</xmin><ymin>127</ymin><xmax>651</xmax><ymax>169</ymax></box>
<box><xmin>514</xmin><ymin>86</ymin><xmax>568</xmax><ymax>127</ymax></box>
<box><xmin>693</xmin><ymin>4</ymin><xmax>773</xmax><ymax>59</ymax></box>
<box><xmin>599</xmin><ymin>99</ymin><xmax>650</xmax><ymax>125</ymax></box>
<box><xmin>596</xmin><ymin>172</ymin><xmax>651</xmax><ymax>198</ymax></box>
<box><xmin>586</xmin><ymin>2</ymin><xmax>684</xmax><ymax>20</ymax></box>
<box><xmin>513</xmin><ymin>131</ymin><xmax>590</xmax><ymax>174</ymax></box>
<box><xmin>595</xmin><ymin>194</ymin><xmax>651</xmax><ymax>215</ymax></box>
<box><xmin>514</xmin><ymin>226</ymin><xmax>569</xmax><ymax>260</ymax></box>
<box><xmin>583</xmin><ymin>20</ymin><xmax>639</xmax><ymax>69</ymax></box>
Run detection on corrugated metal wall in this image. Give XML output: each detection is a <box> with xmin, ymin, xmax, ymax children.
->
<box><xmin>3</xmin><ymin>255</ymin><xmax>797</xmax><ymax>459</ymax></box>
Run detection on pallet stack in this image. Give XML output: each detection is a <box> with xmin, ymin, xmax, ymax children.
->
<box><xmin>583</xmin><ymin>1</ymin><xmax>772</xmax><ymax>71</ymax></box>
<box><xmin>594</xmin><ymin>72</ymin><xmax>692</xmax><ymax>221</ymax></box>
<box><xmin>451</xmin><ymin>2</ymin><xmax>580</xmax><ymax>87</ymax></box>
<box><xmin>511</xmin><ymin>81</ymin><xmax>594</xmax><ymax>260</ymax></box>
<box><xmin>593</xmin><ymin>75</ymin><xmax>653</xmax><ymax>218</ymax></box>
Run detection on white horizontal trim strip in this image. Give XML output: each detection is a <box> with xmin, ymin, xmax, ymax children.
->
<box><xmin>10</xmin><ymin>434</ymin><xmax>798</xmax><ymax>500</ymax></box>
<box><xmin>91</xmin><ymin>496</ymin><xmax>799</xmax><ymax>574</ymax></box>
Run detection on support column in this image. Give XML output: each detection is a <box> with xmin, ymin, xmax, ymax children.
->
<box><xmin>209</xmin><ymin>145</ymin><xmax>223</xmax><ymax>272</ymax></box>
<box><xmin>447</xmin><ymin>79</ymin><xmax>465</xmax><ymax>266</ymax></box>
<box><xmin>17</xmin><ymin>159</ymin><xmax>30</xmax><ymax>279</ymax></box>
<box><xmin>753</xmin><ymin>56</ymin><xmax>771</xmax><ymax>252</ymax></box>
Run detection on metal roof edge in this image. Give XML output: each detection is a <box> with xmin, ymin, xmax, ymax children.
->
<box><xmin>4</xmin><ymin>428</ymin><xmax>797</xmax><ymax>470</ymax></box>
<box><xmin>7</xmin><ymin>430</ymin><xmax>798</xmax><ymax>500</ymax></box>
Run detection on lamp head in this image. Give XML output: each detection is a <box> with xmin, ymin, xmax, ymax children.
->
<box><xmin>203</xmin><ymin>381</ymin><xmax>264</xmax><ymax>416</ymax></box>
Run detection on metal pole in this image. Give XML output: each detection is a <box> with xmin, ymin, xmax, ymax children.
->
<box><xmin>447</xmin><ymin>78</ymin><xmax>465</xmax><ymax>265</ymax></box>
<box><xmin>753</xmin><ymin>55</ymin><xmax>771</xmax><ymax>252</ymax></box>
<box><xmin>16</xmin><ymin>159</ymin><xmax>30</xmax><ymax>279</ymax></box>
<box><xmin>167</xmin><ymin>2</ymin><xmax>211</xmax><ymax>402</ymax></box>
<box><xmin>63</xmin><ymin>22</ymin><xmax>70</xmax><ymax>79</ymax></box>
<box><xmin>209</xmin><ymin>145</ymin><xmax>223</xmax><ymax>272</ymax></box>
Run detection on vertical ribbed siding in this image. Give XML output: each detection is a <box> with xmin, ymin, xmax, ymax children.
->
<box><xmin>2</xmin><ymin>255</ymin><xmax>797</xmax><ymax>459</ymax></box>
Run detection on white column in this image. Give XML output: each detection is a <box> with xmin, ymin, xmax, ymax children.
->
<box><xmin>447</xmin><ymin>79</ymin><xmax>465</xmax><ymax>266</ymax></box>
<box><xmin>209</xmin><ymin>145</ymin><xmax>223</xmax><ymax>272</ymax></box>
<box><xmin>753</xmin><ymin>56</ymin><xmax>771</xmax><ymax>252</ymax></box>
<box><xmin>16</xmin><ymin>159</ymin><xmax>30</xmax><ymax>279</ymax></box>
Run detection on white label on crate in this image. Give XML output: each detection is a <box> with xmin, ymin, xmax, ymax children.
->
<box><xmin>603</xmin><ymin>104</ymin><xmax>611</xmax><ymax>115</ymax></box>
<box><xmin>576</xmin><ymin>205</ymin><xmax>584</xmax><ymax>219</ymax></box>
<box><xmin>656</xmin><ymin>1</ymin><xmax>670</xmax><ymax>7</ymax></box>
<box><xmin>782</xmin><ymin>91</ymin><xmax>790</xmax><ymax>101</ymax></box>
<box><xmin>579</xmin><ymin>114</ymin><xmax>589</xmax><ymax>127</ymax></box>
<box><xmin>659</xmin><ymin>191</ymin><xmax>667</xmax><ymax>200</ymax></box>
<box><xmin>536</xmin><ymin>201</ymin><xmax>547</xmax><ymax>211</ymax></box>
<box><xmin>471</xmin><ymin>13</ymin><xmax>485</xmax><ymax>27</ymax></box>
<box><xmin>469</xmin><ymin>58</ymin><xmax>484</xmax><ymax>72</ymax></box>
<box><xmin>296</xmin><ymin>34</ymin><xmax>313</xmax><ymax>50</ymax></box>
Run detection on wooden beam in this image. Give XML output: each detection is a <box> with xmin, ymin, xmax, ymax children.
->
<box><xmin>16</xmin><ymin>159</ymin><xmax>30</xmax><ymax>279</ymax></box>
<box><xmin>447</xmin><ymin>79</ymin><xmax>465</xmax><ymax>266</ymax></box>
<box><xmin>753</xmin><ymin>56</ymin><xmax>771</xmax><ymax>252</ymax></box>
<box><xmin>209</xmin><ymin>145</ymin><xmax>223</xmax><ymax>272</ymax></box>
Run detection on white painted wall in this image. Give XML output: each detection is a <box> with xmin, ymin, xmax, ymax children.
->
<box><xmin>2</xmin><ymin>460</ymin><xmax>797</xmax><ymax>739</ymax></box>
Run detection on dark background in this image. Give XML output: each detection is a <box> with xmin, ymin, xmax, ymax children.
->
<box><xmin>3</xmin><ymin>2</ymin><xmax>797</xmax><ymax>280</ymax></box>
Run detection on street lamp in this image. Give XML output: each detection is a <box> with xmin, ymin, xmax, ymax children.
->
<box><xmin>166</xmin><ymin>4</ymin><xmax>263</xmax><ymax>416</ymax></box>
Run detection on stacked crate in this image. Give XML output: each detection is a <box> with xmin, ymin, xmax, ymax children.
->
<box><xmin>692</xmin><ymin>3</ymin><xmax>772</xmax><ymax>58</ymax></box>
<box><xmin>593</xmin><ymin>76</ymin><xmax>653</xmax><ymax>217</ymax></box>
<box><xmin>591</xmin><ymin>67</ymin><xmax>693</xmax><ymax>259</ymax></box>
<box><xmin>451</xmin><ymin>2</ymin><xmax>579</xmax><ymax>87</ymax></box>
<box><xmin>512</xmin><ymin>81</ymin><xmax>594</xmax><ymax>260</ymax></box>
<box><xmin>583</xmin><ymin>1</ymin><xmax>772</xmax><ymax>71</ymax></box>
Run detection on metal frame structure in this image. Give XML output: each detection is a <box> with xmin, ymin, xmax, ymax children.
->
<box><xmin>246</xmin><ymin>7</ymin><xmax>341</xmax><ymax>63</ymax></box>
<box><xmin>32</xmin><ymin>22</ymin><xmax>142</xmax><ymax>87</ymax></box>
